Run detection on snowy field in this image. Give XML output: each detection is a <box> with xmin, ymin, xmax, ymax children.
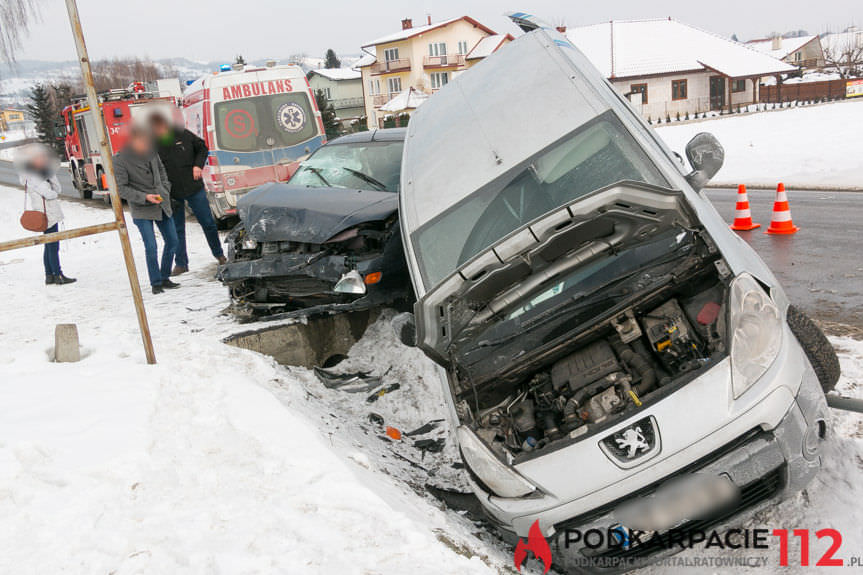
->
<box><xmin>1</xmin><ymin>188</ymin><xmax>862</xmax><ymax>574</ymax></box>
<box><xmin>656</xmin><ymin>99</ymin><xmax>863</xmax><ymax>189</ymax></box>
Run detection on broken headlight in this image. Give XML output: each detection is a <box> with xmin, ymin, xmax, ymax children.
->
<box><xmin>729</xmin><ymin>273</ymin><xmax>782</xmax><ymax>398</ymax></box>
<box><xmin>457</xmin><ymin>426</ymin><xmax>536</xmax><ymax>498</ymax></box>
<box><xmin>241</xmin><ymin>236</ymin><xmax>257</xmax><ymax>251</ymax></box>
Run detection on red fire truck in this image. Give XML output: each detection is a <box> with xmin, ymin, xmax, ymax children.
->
<box><xmin>61</xmin><ymin>83</ymin><xmax>177</xmax><ymax>201</ymax></box>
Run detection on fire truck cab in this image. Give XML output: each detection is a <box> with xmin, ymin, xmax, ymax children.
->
<box><xmin>62</xmin><ymin>83</ymin><xmax>177</xmax><ymax>201</ymax></box>
<box><xmin>182</xmin><ymin>62</ymin><xmax>325</xmax><ymax>222</ymax></box>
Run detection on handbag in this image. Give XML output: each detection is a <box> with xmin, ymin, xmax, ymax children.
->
<box><xmin>20</xmin><ymin>183</ymin><xmax>49</xmax><ymax>232</ymax></box>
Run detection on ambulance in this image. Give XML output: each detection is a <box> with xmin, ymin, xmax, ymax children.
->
<box><xmin>182</xmin><ymin>62</ymin><xmax>326</xmax><ymax>221</ymax></box>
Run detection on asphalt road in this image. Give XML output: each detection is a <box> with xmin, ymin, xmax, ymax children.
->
<box><xmin>705</xmin><ymin>188</ymin><xmax>863</xmax><ymax>333</ymax></box>
<box><xmin>0</xmin><ymin>159</ymin><xmax>76</xmax><ymax>195</ymax></box>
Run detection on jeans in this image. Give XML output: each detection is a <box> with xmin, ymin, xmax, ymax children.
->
<box><xmin>133</xmin><ymin>212</ymin><xmax>178</xmax><ymax>286</ymax></box>
<box><xmin>43</xmin><ymin>223</ymin><xmax>61</xmax><ymax>276</ymax></box>
<box><xmin>172</xmin><ymin>187</ymin><xmax>223</xmax><ymax>268</ymax></box>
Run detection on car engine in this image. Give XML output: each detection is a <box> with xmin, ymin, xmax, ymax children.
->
<box><xmin>468</xmin><ymin>284</ymin><xmax>727</xmax><ymax>457</ymax></box>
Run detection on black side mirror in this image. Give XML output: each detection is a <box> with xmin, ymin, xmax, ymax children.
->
<box><xmin>391</xmin><ymin>312</ymin><xmax>416</xmax><ymax>347</ymax></box>
<box><xmin>684</xmin><ymin>133</ymin><xmax>724</xmax><ymax>191</ymax></box>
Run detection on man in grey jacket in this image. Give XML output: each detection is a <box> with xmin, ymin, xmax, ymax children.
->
<box><xmin>114</xmin><ymin>125</ymin><xmax>180</xmax><ymax>294</ymax></box>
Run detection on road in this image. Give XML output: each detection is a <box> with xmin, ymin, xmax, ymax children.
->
<box><xmin>0</xmin><ymin>159</ymin><xmax>76</xmax><ymax>196</ymax></box>
<box><xmin>706</xmin><ymin>188</ymin><xmax>863</xmax><ymax>334</ymax></box>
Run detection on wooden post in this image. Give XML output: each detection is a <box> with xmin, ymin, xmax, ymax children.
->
<box><xmin>727</xmin><ymin>76</ymin><xmax>733</xmax><ymax>113</ymax></box>
<box><xmin>64</xmin><ymin>0</ymin><xmax>156</xmax><ymax>364</ymax></box>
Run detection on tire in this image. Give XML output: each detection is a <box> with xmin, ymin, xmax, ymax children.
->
<box><xmin>787</xmin><ymin>305</ymin><xmax>840</xmax><ymax>392</ymax></box>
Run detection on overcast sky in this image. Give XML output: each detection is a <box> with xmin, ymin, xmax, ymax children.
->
<box><xmin>10</xmin><ymin>0</ymin><xmax>863</xmax><ymax>63</ymax></box>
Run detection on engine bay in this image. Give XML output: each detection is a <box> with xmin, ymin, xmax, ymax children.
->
<box><xmin>462</xmin><ymin>277</ymin><xmax>728</xmax><ymax>459</ymax></box>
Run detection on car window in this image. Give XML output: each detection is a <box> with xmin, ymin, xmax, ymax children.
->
<box><xmin>214</xmin><ymin>92</ymin><xmax>317</xmax><ymax>153</ymax></box>
<box><xmin>289</xmin><ymin>140</ymin><xmax>404</xmax><ymax>192</ymax></box>
<box><xmin>412</xmin><ymin>112</ymin><xmax>670</xmax><ymax>287</ymax></box>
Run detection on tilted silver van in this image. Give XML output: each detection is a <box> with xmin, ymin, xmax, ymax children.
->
<box><xmin>395</xmin><ymin>16</ymin><xmax>839</xmax><ymax>573</ymax></box>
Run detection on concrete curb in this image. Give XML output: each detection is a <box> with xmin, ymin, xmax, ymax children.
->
<box><xmin>706</xmin><ymin>183</ymin><xmax>863</xmax><ymax>192</ymax></box>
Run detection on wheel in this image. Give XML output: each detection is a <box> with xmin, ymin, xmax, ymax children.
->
<box><xmin>71</xmin><ymin>165</ymin><xmax>92</xmax><ymax>199</ymax></box>
<box><xmin>787</xmin><ymin>305</ymin><xmax>840</xmax><ymax>392</ymax></box>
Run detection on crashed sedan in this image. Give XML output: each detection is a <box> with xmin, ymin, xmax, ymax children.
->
<box><xmin>395</xmin><ymin>16</ymin><xmax>839</xmax><ymax>573</ymax></box>
<box><xmin>220</xmin><ymin>129</ymin><xmax>410</xmax><ymax>316</ymax></box>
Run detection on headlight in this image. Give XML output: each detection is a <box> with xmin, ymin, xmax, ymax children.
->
<box><xmin>456</xmin><ymin>426</ymin><xmax>536</xmax><ymax>498</ymax></box>
<box><xmin>729</xmin><ymin>273</ymin><xmax>782</xmax><ymax>398</ymax></box>
<box><xmin>241</xmin><ymin>236</ymin><xmax>257</xmax><ymax>250</ymax></box>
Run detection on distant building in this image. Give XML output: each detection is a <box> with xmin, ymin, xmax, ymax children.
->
<box><xmin>568</xmin><ymin>18</ymin><xmax>796</xmax><ymax>120</ymax></box>
<box><xmin>746</xmin><ymin>35</ymin><xmax>825</xmax><ymax>70</ymax></box>
<box><xmin>307</xmin><ymin>68</ymin><xmax>364</xmax><ymax>132</ymax></box>
<box><xmin>357</xmin><ymin>16</ymin><xmax>512</xmax><ymax>129</ymax></box>
<box><xmin>0</xmin><ymin>108</ymin><xmax>27</xmax><ymax>131</ymax></box>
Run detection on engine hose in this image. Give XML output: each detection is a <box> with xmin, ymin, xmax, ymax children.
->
<box><xmin>611</xmin><ymin>339</ymin><xmax>657</xmax><ymax>396</ymax></box>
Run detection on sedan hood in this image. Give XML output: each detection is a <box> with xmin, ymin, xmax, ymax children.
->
<box><xmin>238</xmin><ymin>183</ymin><xmax>398</xmax><ymax>244</ymax></box>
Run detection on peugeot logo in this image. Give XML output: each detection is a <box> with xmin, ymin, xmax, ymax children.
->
<box><xmin>599</xmin><ymin>416</ymin><xmax>661</xmax><ymax>469</ymax></box>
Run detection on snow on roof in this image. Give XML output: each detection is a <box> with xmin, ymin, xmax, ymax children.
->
<box><xmin>821</xmin><ymin>29</ymin><xmax>863</xmax><ymax>54</ymax></box>
<box><xmin>568</xmin><ymin>18</ymin><xmax>796</xmax><ymax>79</ymax></box>
<box><xmin>379</xmin><ymin>87</ymin><xmax>428</xmax><ymax>112</ymax></box>
<box><xmin>465</xmin><ymin>34</ymin><xmax>511</xmax><ymax>59</ymax></box>
<box><xmin>307</xmin><ymin>68</ymin><xmax>361</xmax><ymax>81</ymax></box>
<box><xmin>746</xmin><ymin>35</ymin><xmax>818</xmax><ymax>60</ymax></box>
<box><xmin>362</xmin><ymin>16</ymin><xmax>494</xmax><ymax>48</ymax></box>
<box><xmin>353</xmin><ymin>53</ymin><xmax>377</xmax><ymax>68</ymax></box>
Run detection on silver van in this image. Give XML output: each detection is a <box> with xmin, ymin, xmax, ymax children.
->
<box><xmin>396</xmin><ymin>18</ymin><xmax>838</xmax><ymax>573</ymax></box>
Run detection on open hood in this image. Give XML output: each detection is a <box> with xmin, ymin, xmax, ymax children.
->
<box><xmin>238</xmin><ymin>183</ymin><xmax>398</xmax><ymax>244</ymax></box>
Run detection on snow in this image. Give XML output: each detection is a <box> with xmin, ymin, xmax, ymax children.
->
<box><xmin>746</xmin><ymin>36</ymin><xmax>818</xmax><ymax>60</ymax></box>
<box><xmin>353</xmin><ymin>53</ymin><xmax>377</xmax><ymax>68</ymax></box>
<box><xmin>821</xmin><ymin>30</ymin><xmax>863</xmax><ymax>55</ymax></box>
<box><xmin>380</xmin><ymin>87</ymin><xmax>428</xmax><ymax>113</ymax></box>
<box><xmin>568</xmin><ymin>19</ymin><xmax>796</xmax><ymax>79</ymax></box>
<box><xmin>362</xmin><ymin>17</ymin><xmax>463</xmax><ymax>48</ymax></box>
<box><xmin>0</xmin><ymin>188</ymin><xmax>510</xmax><ymax>574</ymax></box>
<box><xmin>655</xmin><ymin>99</ymin><xmax>863</xmax><ymax>188</ymax></box>
<box><xmin>308</xmin><ymin>68</ymin><xmax>361</xmax><ymax>81</ymax></box>
<box><xmin>466</xmin><ymin>35</ymin><xmax>510</xmax><ymax>60</ymax></box>
<box><xmin>2</xmin><ymin>182</ymin><xmax>863</xmax><ymax>574</ymax></box>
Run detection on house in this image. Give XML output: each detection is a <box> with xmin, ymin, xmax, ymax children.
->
<box><xmin>567</xmin><ymin>18</ymin><xmax>796</xmax><ymax>120</ymax></box>
<box><xmin>307</xmin><ymin>68</ymin><xmax>365</xmax><ymax>132</ymax></box>
<box><xmin>0</xmin><ymin>108</ymin><xmax>27</xmax><ymax>131</ymax></box>
<box><xmin>820</xmin><ymin>28</ymin><xmax>863</xmax><ymax>76</ymax></box>
<box><xmin>746</xmin><ymin>35</ymin><xmax>825</xmax><ymax>69</ymax></box>
<box><xmin>357</xmin><ymin>16</ymin><xmax>512</xmax><ymax>129</ymax></box>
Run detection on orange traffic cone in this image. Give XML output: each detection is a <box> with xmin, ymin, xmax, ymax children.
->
<box><xmin>765</xmin><ymin>183</ymin><xmax>799</xmax><ymax>235</ymax></box>
<box><xmin>730</xmin><ymin>184</ymin><xmax>760</xmax><ymax>231</ymax></box>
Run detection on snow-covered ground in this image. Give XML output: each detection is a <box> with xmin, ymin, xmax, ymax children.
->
<box><xmin>656</xmin><ymin>99</ymin><xmax>863</xmax><ymax>189</ymax></box>
<box><xmin>1</xmin><ymin>187</ymin><xmax>862</xmax><ymax>574</ymax></box>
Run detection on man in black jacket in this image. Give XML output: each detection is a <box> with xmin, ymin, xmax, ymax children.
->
<box><xmin>150</xmin><ymin>113</ymin><xmax>225</xmax><ymax>275</ymax></box>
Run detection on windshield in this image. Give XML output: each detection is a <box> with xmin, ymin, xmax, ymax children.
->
<box><xmin>412</xmin><ymin>112</ymin><xmax>670</xmax><ymax>287</ymax></box>
<box><xmin>289</xmin><ymin>140</ymin><xmax>404</xmax><ymax>192</ymax></box>
<box><xmin>214</xmin><ymin>92</ymin><xmax>317</xmax><ymax>152</ymax></box>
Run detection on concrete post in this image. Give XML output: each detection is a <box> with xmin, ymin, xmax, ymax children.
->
<box><xmin>54</xmin><ymin>323</ymin><xmax>81</xmax><ymax>363</ymax></box>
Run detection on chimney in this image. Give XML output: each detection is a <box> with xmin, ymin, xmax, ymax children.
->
<box><xmin>556</xmin><ymin>25</ymin><xmax>567</xmax><ymax>33</ymax></box>
<box><xmin>402</xmin><ymin>18</ymin><xmax>413</xmax><ymax>30</ymax></box>
<box><xmin>427</xmin><ymin>14</ymin><xmax>432</xmax><ymax>26</ymax></box>
<box><xmin>772</xmin><ymin>35</ymin><xmax>782</xmax><ymax>50</ymax></box>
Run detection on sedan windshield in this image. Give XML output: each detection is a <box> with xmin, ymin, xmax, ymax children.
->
<box><xmin>412</xmin><ymin>112</ymin><xmax>670</xmax><ymax>287</ymax></box>
<box><xmin>289</xmin><ymin>140</ymin><xmax>404</xmax><ymax>192</ymax></box>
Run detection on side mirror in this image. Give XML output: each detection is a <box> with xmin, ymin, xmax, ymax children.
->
<box><xmin>684</xmin><ymin>133</ymin><xmax>724</xmax><ymax>191</ymax></box>
<box><xmin>391</xmin><ymin>312</ymin><xmax>417</xmax><ymax>347</ymax></box>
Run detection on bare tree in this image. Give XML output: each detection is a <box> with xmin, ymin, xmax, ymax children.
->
<box><xmin>823</xmin><ymin>30</ymin><xmax>863</xmax><ymax>79</ymax></box>
<box><xmin>89</xmin><ymin>58</ymin><xmax>165</xmax><ymax>92</ymax></box>
<box><xmin>0</xmin><ymin>0</ymin><xmax>40</xmax><ymax>63</ymax></box>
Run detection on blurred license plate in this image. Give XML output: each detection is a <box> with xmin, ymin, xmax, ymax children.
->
<box><xmin>616</xmin><ymin>474</ymin><xmax>740</xmax><ymax>532</ymax></box>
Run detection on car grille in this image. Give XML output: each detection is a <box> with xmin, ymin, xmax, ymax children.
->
<box><xmin>264</xmin><ymin>276</ymin><xmax>336</xmax><ymax>298</ymax></box>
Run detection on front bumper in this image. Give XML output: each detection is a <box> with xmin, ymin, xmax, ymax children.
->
<box><xmin>471</xmin><ymin>332</ymin><xmax>829</xmax><ymax>572</ymax></box>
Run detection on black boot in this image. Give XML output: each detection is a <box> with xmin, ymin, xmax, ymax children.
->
<box><xmin>152</xmin><ymin>285</ymin><xmax>164</xmax><ymax>294</ymax></box>
<box><xmin>55</xmin><ymin>274</ymin><xmax>77</xmax><ymax>285</ymax></box>
<box><xmin>46</xmin><ymin>275</ymin><xmax>56</xmax><ymax>285</ymax></box>
<box><xmin>162</xmin><ymin>279</ymin><xmax>180</xmax><ymax>289</ymax></box>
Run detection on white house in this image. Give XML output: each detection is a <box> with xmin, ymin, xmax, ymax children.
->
<box><xmin>568</xmin><ymin>18</ymin><xmax>796</xmax><ymax>120</ymax></box>
<box><xmin>746</xmin><ymin>35</ymin><xmax>825</xmax><ymax>69</ymax></box>
<box><xmin>307</xmin><ymin>68</ymin><xmax>364</xmax><ymax>131</ymax></box>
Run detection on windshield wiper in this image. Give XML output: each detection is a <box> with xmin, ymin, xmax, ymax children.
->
<box><xmin>342</xmin><ymin>168</ymin><xmax>388</xmax><ymax>191</ymax></box>
<box><xmin>304</xmin><ymin>166</ymin><xmax>331</xmax><ymax>186</ymax></box>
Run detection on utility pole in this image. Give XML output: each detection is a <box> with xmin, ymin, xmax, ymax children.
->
<box><xmin>63</xmin><ymin>0</ymin><xmax>156</xmax><ymax>364</ymax></box>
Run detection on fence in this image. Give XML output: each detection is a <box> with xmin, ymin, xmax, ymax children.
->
<box><xmin>759</xmin><ymin>79</ymin><xmax>848</xmax><ymax>103</ymax></box>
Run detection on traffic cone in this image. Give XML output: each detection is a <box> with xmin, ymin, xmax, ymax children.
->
<box><xmin>730</xmin><ymin>184</ymin><xmax>760</xmax><ymax>231</ymax></box>
<box><xmin>765</xmin><ymin>183</ymin><xmax>799</xmax><ymax>235</ymax></box>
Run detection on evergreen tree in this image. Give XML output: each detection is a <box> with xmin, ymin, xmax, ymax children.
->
<box><xmin>314</xmin><ymin>89</ymin><xmax>340</xmax><ymax>139</ymax></box>
<box><xmin>26</xmin><ymin>83</ymin><xmax>56</xmax><ymax>148</ymax></box>
<box><xmin>324</xmin><ymin>49</ymin><xmax>341</xmax><ymax>69</ymax></box>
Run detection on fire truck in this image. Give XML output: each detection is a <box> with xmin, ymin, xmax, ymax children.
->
<box><xmin>61</xmin><ymin>82</ymin><xmax>178</xmax><ymax>201</ymax></box>
<box><xmin>182</xmin><ymin>61</ymin><xmax>325</xmax><ymax>221</ymax></box>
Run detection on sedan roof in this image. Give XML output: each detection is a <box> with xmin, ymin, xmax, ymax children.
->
<box><xmin>330</xmin><ymin>128</ymin><xmax>406</xmax><ymax>145</ymax></box>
